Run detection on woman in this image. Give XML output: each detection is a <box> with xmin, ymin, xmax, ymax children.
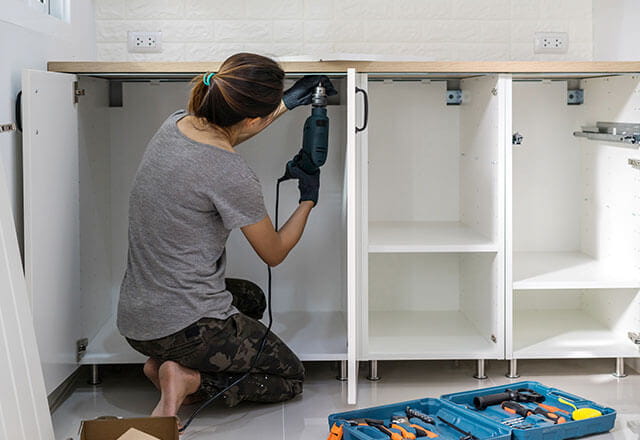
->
<box><xmin>117</xmin><ymin>53</ymin><xmax>336</xmax><ymax>417</ymax></box>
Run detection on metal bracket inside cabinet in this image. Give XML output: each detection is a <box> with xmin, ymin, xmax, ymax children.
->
<box><xmin>567</xmin><ymin>89</ymin><xmax>584</xmax><ymax>105</ymax></box>
<box><xmin>446</xmin><ymin>90</ymin><xmax>462</xmax><ymax>105</ymax></box>
<box><xmin>76</xmin><ymin>338</ymin><xmax>88</xmax><ymax>362</ymax></box>
<box><xmin>628</xmin><ymin>332</ymin><xmax>640</xmax><ymax>344</ymax></box>
<box><xmin>512</xmin><ymin>132</ymin><xmax>523</xmax><ymax>145</ymax></box>
<box><xmin>629</xmin><ymin>159</ymin><xmax>640</xmax><ymax>170</ymax></box>
<box><xmin>0</xmin><ymin>123</ymin><xmax>16</xmax><ymax>133</ymax></box>
<box><xmin>574</xmin><ymin>121</ymin><xmax>640</xmax><ymax>146</ymax></box>
<box><xmin>73</xmin><ymin>81</ymin><xmax>85</xmax><ymax>104</ymax></box>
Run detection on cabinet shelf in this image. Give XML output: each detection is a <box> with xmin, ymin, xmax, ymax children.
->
<box><xmin>369</xmin><ymin>222</ymin><xmax>497</xmax><ymax>253</ymax></box>
<box><xmin>82</xmin><ymin>311</ymin><xmax>347</xmax><ymax>364</ymax></box>
<box><xmin>513</xmin><ymin>252</ymin><xmax>640</xmax><ymax>290</ymax></box>
<box><xmin>513</xmin><ymin>309</ymin><xmax>639</xmax><ymax>359</ymax></box>
<box><xmin>367</xmin><ymin>311</ymin><xmax>499</xmax><ymax>360</ymax></box>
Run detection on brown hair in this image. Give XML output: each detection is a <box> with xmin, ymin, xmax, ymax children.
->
<box><xmin>188</xmin><ymin>53</ymin><xmax>284</xmax><ymax>127</ymax></box>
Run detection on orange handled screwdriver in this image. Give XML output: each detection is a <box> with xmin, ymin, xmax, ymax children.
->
<box><xmin>537</xmin><ymin>403</ymin><xmax>570</xmax><ymax>415</ymax></box>
<box><xmin>501</xmin><ymin>402</ymin><xmax>566</xmax><ymax>424</ymax></box>
<box><xmin>326</xmin><ymin>423</ymin><xmax>343</xmax><ymax>440</ymax></box>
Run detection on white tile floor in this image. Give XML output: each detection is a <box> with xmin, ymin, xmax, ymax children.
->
<box><xmin>53</xmin><ymin>359</ymin><xmax>640</xmax><ymax>440</ymax></box>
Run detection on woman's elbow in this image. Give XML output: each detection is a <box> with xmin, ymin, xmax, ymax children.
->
<box><xmin>263</xmin><ymin>250</ymin><xmax>288</xmax><ymax>267</ymax></box>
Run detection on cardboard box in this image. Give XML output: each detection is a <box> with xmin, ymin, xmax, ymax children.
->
<box><xmin>79</xmin><ymin>417</ymin><xmax>179</xmax><ymax>440</ymax></box>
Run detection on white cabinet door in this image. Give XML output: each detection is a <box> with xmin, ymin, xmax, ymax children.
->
<box><xmin>346</xmin><ymin>69</ymin><xmax>368</xmax><ymax>404</ymax></box>
<box><xmin>0</xmin><ymin>132</ymin><xmax>54</xmax><ymax>438</ymax></box>
<box><xmin>22</xmin><ymin>70</ymin><xmax>82</xmax><ymax>394</ymax></box>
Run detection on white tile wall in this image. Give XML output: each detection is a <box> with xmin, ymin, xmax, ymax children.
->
<box><xmin>94</xmin><ymin>0</ymin><xmax>593</xmax><ymax>61</ymax></box>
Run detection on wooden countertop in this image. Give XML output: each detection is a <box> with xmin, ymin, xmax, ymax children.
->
<box><xmin>48</xmin><ymin>61</ymin><xmax>640</xmax><ymax>76</ymax></box>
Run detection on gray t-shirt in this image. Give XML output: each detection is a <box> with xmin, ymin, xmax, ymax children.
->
<box><xmin>117</xmin><ymin>110</ymin><xmax>267</xmax><ymax>341</ymax></box>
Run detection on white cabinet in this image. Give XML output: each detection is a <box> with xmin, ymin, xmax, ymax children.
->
<box><xmin>507</xmin><ymin>75</ymin><xmax>640</xmax><ymax>362</ymax></box>
<box><xmin>22</xmin><ymin>62</ymin><xmax>640</xmax><ymax>405</ymax></box>
<box><xmin>359</xmin><ymin>75</ymin><xmax>507</xmax><ymax>361</ymax></box>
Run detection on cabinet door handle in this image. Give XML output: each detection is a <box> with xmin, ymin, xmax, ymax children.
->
<box><xmin>355</xmin><ymin>87</ymin><xmax>368</xmax><ymax>133</ymax></box>
<box><xmin>15</xmin><ymin>91</ymin><xmax>22</xmax><ymax>132</ymax></box>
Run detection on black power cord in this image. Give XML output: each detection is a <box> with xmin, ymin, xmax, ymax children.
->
<box><xmin>179</xmin><ymin>179</ymin><xmax>283</xmax><ymax>432</ymax></box>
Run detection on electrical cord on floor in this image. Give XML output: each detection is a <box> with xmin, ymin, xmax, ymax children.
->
<box><xmin>179</xmin><ymin>179</ymin><xmax>283</xmax><ymax>433</ymax></box>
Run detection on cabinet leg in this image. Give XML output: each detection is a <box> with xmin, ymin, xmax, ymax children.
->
<box><xmin>367</xmin><ymin>360</ymin><xmax>381</xmax><ymax>381</ymax></box>
<box><xmin>506</xmin><ymin>359</ymin><xmax>520</xmax><ymax>379</ymax></box>
<box><xmin>474</xmin><ymin>359</ymin><xmax>488</xmax><ymax>380</ymax></box>
<box><xmin>336</xmin><ymin>360</ymin><xmax>348</xmax><ymax>381</ymax></box>
<box><xmin>88</xmin><ymin>364</ymin><xmax>102</xmax><ymax>385</ymax></box>
<box><xmin>613</xmin><ymin>358</ymin><xmax>628</xmax><ymax>378</ymax></box>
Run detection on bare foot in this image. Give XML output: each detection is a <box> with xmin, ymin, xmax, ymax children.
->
<box><xmin>143</xmin><ymin>358</ymin><xmax>162</xmax><ymax>390</ymax></box>
<box><xmin>151</xmin><ymin>361</ymin><xmax>201</xmax><ymax>417</ymax></box>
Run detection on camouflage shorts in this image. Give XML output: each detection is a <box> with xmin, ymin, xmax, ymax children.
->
<box><xmin>127</xmin><ymin>278</ymin><xmax>304</xmax><ymax>407</ymax></box>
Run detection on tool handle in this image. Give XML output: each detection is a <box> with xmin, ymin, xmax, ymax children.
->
<box><xmin>327</xmin><ymin>423</ymin><xmax>344</xmax><ymax>440</ymax></box>
<box><xmin>391</xmin><ymin>423</ymin><xmax>416</xmax><ymax>439</ymax></box>
<box><xmin>375</xmin><ymin>425</ymin><xmax>403</xmax><ymax>440</ymax></box>
<box><xmin>474</xmin><ymin>391</ymin><xmax>515</xmax><ymax>410</ymax></box>
<box><xmin>532</xmin><ymin>408</ymin><xmax>566</xmax><ymax>424</ymax></box>
<box><xmin>501</xmin><ymin>402</ymin><xmax>532</xmax><ymax>418</ymax></box>
<box><xmin>537</xmin><ymin>403</ymin><xmax>570</xmax><ymax>415</ymax></box>
<box><xmin>410</xmin><ymin>424</ymin><xmax>438</xmax><ymax>438</ymax></box>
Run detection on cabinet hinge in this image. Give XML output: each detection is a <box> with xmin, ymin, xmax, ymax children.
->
<box><xmin>0</xmin><ymin>123</ymin><xmax>16</xmax><ymax>133</ymax></box>
<box><xmin>567</xmin><ymin>89</ymin><xmax>584</xmax><ymax>105</ymax></box>
<box><xmin>76</xmin><ymin>338</ymin><xmax>88</xmax><ymax>362</ymax></box>
<box><xmin>74</xmin><ymin>81</ymin><xmax>86</xmax><ymax>104</ymax></box>
<box><xmin>629</xmin><ymin>159</ymin><xmax>640</xmax><ymax>170</ymax></box>
<box><xmin>628</xmin><ymin>332</ymin><xmax>640</xmax><ymax>344</ymax></box>
<box><xmin>490</xmin><ymin>334</ymin><xmax>497</xmax><ymax>344</ymax></box>
<box><xmin>446</xmin><ymin>90</ymin><xmax>462</xmax><ymax>105</ymax></box>
<box><xmin>512</xmin><ymin>132</ymin><xmax>524</xmax><ymax>146</ymax></box>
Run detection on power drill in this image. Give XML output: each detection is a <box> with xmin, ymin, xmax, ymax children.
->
<box><xmin>280</xmin><ymin>84</ymin><xmax>329</xmax><ymax>180</ymax></box>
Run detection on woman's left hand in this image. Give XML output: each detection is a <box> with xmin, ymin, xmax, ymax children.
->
<box><xmin>282</xmin><ymin>75</ymin><xmax>338</xmax><ymax>110</ymax></box>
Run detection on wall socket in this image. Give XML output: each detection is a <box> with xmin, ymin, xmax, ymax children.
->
<box><xmin>534</xmin><ymin>32</ymin><xmax>569</xmax><ymax>54</ymax></box>
<box><xmin>127</xmin><ymin>31</ymin><xmax>163</xmax><ymax>53</ymax></box>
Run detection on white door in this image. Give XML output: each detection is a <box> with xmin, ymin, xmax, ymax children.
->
<box><xmin>22</xmin><ymin>69</ymin><xmax>82</xmax><ymax>394</ymax></box>
<box><xmin>0</xmin><ymin>138</ymin><xmax>54</xmax><ymax>438</ymax></box>
<box><xmin>346</xmin><ymin>69</ymin><xmax>368</xmax><ymax>404</ymax></box>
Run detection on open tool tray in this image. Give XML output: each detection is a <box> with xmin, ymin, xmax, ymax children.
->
<box><xmin>441</xmin><ymin>382</ymin><xmax>616</xmax><ymax>440</ymax></box>
<box><xmin>328</xmin><ymin>398</ymin><xmax>511</xmax><ymax>440</ymax></box>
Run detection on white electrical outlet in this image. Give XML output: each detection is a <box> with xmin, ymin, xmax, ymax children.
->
<box><xmin>534</xmin><ymin>32</ymin><xmax>569</xmax><ymax>54</ymax></box>
<box><xmin>128</xmin><ymin>31</ymin><xmax>163</xmax><ymax>53</ymax></box>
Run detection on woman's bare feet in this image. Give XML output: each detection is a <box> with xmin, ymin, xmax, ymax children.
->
<box><xmin>151</xmin><ymin>361</ymin><xmax>201</xmax><ymax>417</ymax></box>
<box><xmin>143</xmin><ymin>358</ymin><xmax>162</xmax><ymax>390</ymax></box>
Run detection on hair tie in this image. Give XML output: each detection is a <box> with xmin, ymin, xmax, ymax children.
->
<box><xmin>203</xmin><ymin>72</ymin><xmax>215</xmax><ymax>86</ymax></box>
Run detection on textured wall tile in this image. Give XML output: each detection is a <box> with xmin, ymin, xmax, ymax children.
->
<box><xmin>184</xmin><ymin>0</ymin><xmax>245</xmax><ymax>19</ymax></box>
<box><xmin>393</xmin><ymin>0</ymin><xmax>452</xmax><ymax>20</ymax></box>
<box><xmin>304</xmin><ymin>20</ymin><xmax>364</xmax><ymax>43</ymax></box>
<box><xmin>161</xmin><ymin>20</ymin><xmax>215</xmax><ymax>41</ymax></box>
<box><xmin>126</xmin><ymin>0</ymin><xmax>185</xmax><ymax>19</ymax></box>
<box><xmin>302</xmin><ymin>43</ymin><xmax>336</xmax><ymax>57</ymax></box>
<box><xmin>364</xmin><ymin>21</ymin><xmax>423</xmax><ymax>43</ymax></box>
<box><xmin>245</xmin><ymin>0</ymin><xmax>303</xmax><ymax>19</ymax></box>
<box><xmin>510</xmin><ymin>19</ymin><xmax>569</xmax><ymax>42</ymax></box>
<box><xmin>96</xmin><ymin>20</ymin><xmax>130</xmax><ymax>42</ymax></box>
<box><xmin>452</xmin><ymin>0</ymin><xmax>511</xmax><ymax>20</ymax></box>
<box><xmin>511</xmin><ymin>0</ymin><xmax>539</xmax><ymax>19</ymax></box>
<box><xmin>244</xmin><ymin>43</ymin><xmax>306</xmax><ymax>57</ymax></box>
<box><xmin>304</xmin><ymin>0</ymin><xmax>334</xmax><ymax>19</ymax></box>
<box><xmin>341</xmin><ymin>0</ymin><xmax>393</xmax><ymax>19</ymax></box>
<box><xmin>569</xmin><ymin>19</ymin><xmax>592</xmax><ymax>43</ymax></box>
<box><xmin>454</xmin><ymin>43</ymin><xmax>510</xmax><ymax>60</ymax></box>
<box><xmin>184</xmin><ymin>43</ymin><xmax>245</xmax><ymax>60</ymax></box>
<box><xmin>95</xmin><ymin>0</ymin><xmax>126</xmax><ymax>19</ymax></box>
<box><xmin>540</xmin><ymin>0</ymin><xmax>592</xmax><ymax>20</ymax></box>
<box><xmin>97</xmin><ymin>43</ymin><xmax>128</xmax><ymax>60</ymax></box>
<box><xmin>274</xmin><ymin>21</ymin><xmax>304</xmax><ymax>42</ymax></box>
<box><xmin>215</xmin><ymin>21</ymin><xmax>272</xmax><ymax>42</ymax></box>
<box><xmin>127</xmin><ymin>43</ymin><xmax>186</xmax><ymax>60</ymax></box>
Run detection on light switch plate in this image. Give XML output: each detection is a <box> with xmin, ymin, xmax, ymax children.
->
<box><xmin>127</xmin><ymin>31</ymin><xmax>163</xmax><ymax>53</ymax></box>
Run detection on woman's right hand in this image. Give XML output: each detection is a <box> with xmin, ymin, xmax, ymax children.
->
<box><xmin>282</xmin><ymin>75</ymin><xmax>337</xmax><ymax>110</ymax></box>
<box><xmin>286</xmin><ymin>162</ymin><xmax>320</xmax><ymax>206</ymax></box>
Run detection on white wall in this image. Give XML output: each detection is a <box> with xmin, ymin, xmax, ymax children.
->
<box><xmin>94</xmin><ymin>0</ymin><xmax>593</xmax><ymax>62</ymax></box>
<box><xmin>0</xmin><ymin>0</ymin><xmax>96</xmax><ymax>247</ymax></box>
<box><xmin>592</xmin><ymin>0</ymin><xmax>640</xmax><ymax>60</ymax></box>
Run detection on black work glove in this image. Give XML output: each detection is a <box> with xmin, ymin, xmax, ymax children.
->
<box><xmin>282</xmin><ymin>75</ymin><xmax>338</xmax><ymax>110</ymax></box>
<box><xmin>286</xmin><ymin>160</ymin><xmax>320</xmax><ymax>206</ymax></box>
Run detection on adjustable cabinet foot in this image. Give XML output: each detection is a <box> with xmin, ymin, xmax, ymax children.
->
<box><xmin>474</xmin><ymin>359</ymin><xmax>488</xmax><ymax>380</ymax></box>
<box><xmin>336</xmin><ymin>360</ymin><xmax>348</xmax><ymax>381</ymax></box>
<box><xmin>613</xmin><ymin>357</ymin><xmax>628</xmax><ymax>378</ymax></box>
<box><xmin>88</xmin><ymin>364</ymin><xmax>102</xmax><ymax>385</ymax></box>
<box><xmin>506</xmin><ymin>359</ymin><xmax>520</xmax><ymax>379</ymax></box>
<box><xmin>367</xmin><ymin>360</ymin><xmax>381</xmax><ymax>381</ymax></box>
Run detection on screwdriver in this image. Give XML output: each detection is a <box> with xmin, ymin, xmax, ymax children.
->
<box><xmin>326</xmin><ymin>423</ymin><xmax>343</xmax><ymax>440</ymax></box>
<box><xmin>537</xmin><ymin>403</ymin><xmax>570</xmax><ymax>415</ymax></box>
<box><xmin>501</xmin><ymin>401</ymin><xmax>566</xmax><ymax>424</ymax></box>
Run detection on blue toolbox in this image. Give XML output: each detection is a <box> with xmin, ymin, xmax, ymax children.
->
<box><xmin>327</xmin><ymin>382</ymin><xmax>615</xmax><ymax>440</ymax></box>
